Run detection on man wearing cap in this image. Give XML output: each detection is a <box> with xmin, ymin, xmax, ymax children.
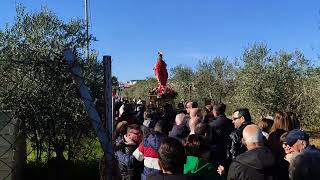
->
<box><xmin>284</xmin><ymin>129</ymin><xmax>319</xmax><ymax>153</ymax></box>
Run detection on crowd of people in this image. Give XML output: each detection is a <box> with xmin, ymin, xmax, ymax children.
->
<box><xmin>112</xmin><ymin>98</ymin><xmax>320</xmax><ymax>180</ymax></box>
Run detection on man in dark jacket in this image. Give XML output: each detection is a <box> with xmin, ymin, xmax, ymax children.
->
<box><xmin>227</xmin><ymin>125</ymin><xmax>276</xmax><ymax>180</ymax></box>
<box><xmin>228</xmin><ymin>108</ymin><xmax>252</xmax><ymax>160</ymax></box>
<box><xmin>135</xmin><ymin>104</ymin><xmax>146</xmax><ymax>125</ymax></box>
<box><xmin>114</xmin><ymin>124</ymin><xmax>143</xmax><ymax>180</ymax></box>
<box><xmin>168</xmin><ymin>111</ymin><xmax>190</xmax><ymax>142</ymax></box>
<box><xmin>209</xmin><ymin>103</ymin><xmax>234</xmax><ymax>165</ymax></box>
<box><xmin>161</xmin><ymin>103</ymin><xmax>176</xmax><ymax>135</ymax></box>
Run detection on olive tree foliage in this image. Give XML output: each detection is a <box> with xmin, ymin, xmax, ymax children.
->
<box><xmin>228</xmin><ymin>43</ymin><xmax>271</xmax><ymax>116</ymax></box>
<box><xmin>230</xmin><ymin>43</ymin><xmax>320</xmax><ymax>128</ymax></box>
<box><xmin>112</xmin><ymin>76</ymin><xmax>119</xmax><ymax>88</ymax></box>
<box><xmin>193</xmin><ymin>57</ymin><xmax>235</xmax><ymax>104</ymax></box>
<box><xmin>300</xmin><ymin>69</ymin><xmax>320</xmax><ymax>130</ymax></box>
<box><xmin>122</xmin><ymin>77</ymin><xmax>158</xmax><ymax>100</ymax></box>
<box><xmin>0</xmin><ymin>6</ymin><xmax>103</xmax><ymax>162</ymax></box>
<box><xmin>170</xmin><ymin>65</ymin><xmax>194</xmax><ymax>102</ymax></box>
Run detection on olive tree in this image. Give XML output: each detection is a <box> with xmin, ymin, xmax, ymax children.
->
<box><xmin>0</xmin><ymin>6</ymin><xmax>102</xmax><ymax>162</ymax></box>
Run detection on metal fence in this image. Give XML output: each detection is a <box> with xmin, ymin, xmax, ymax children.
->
<box><xmin>0</xmin><ymin>111</ymin><xmax>25</xmax><ymax>180</ymax></box>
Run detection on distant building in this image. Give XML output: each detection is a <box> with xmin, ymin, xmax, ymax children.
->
<box><xmin>119</xmin><ymin>80</ymin><xmax>143</xmax><ymax>89</ymax></box>
<box><xmin>126</xmin><ymin>80</ymin><xmax>139</xmax><ymax>86</ymax></box>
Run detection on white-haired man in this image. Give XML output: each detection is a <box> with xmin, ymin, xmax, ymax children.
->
<box><xmin>289</xmin><ymin>150</ymin><xmax>320</xmax><ymax>180</ymax></box>
<box><xmin>227</xmin><ymin>125</ymin><xmax>276</xmax><ymax>180</ymax></box>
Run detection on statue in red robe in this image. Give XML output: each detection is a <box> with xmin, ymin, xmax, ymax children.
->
<box><xmin>154</xmin><ymin>52</ymin><xmax>168</xmax><ymax>95</ymax></box>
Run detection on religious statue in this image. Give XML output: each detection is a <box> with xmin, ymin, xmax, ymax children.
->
<box><xmin>154</xmin><ymin>52</ymin><xmax>168</xmax><ymax>94</ymax></box>
<box><xmin>150</xmin><ymin>51</ymin><xmax>177</xmax><ymax>103</ymax></box>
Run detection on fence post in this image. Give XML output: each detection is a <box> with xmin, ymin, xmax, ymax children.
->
<box><xmin>63</xmin><ymin>49</ymin><xmax>112</xmax><ymax>179</ymax></box>
<box><xmin>103</xmin><ymin>56</ymin><xmax>113</xmax><ymax>180</ymax></box>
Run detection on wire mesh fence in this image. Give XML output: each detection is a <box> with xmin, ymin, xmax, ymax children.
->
<box><xmin>0</xmin><ymin>111</ymin><xmax>26</xmax><ymax>180</ymax></box>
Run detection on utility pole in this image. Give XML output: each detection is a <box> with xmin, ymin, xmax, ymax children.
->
<box><xmin>85</xmin><ymin>0</ymin><xmax>89</xmax><ymax>60</ymax></box>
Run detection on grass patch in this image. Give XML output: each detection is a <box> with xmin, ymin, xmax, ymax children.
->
<box><xmin>26</xmin><ymin>137</ymin><xmax>104</xmax><ymax>162</ymax></box>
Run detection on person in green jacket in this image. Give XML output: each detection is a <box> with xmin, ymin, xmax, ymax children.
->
<box><xmin>183</xmin><ymin>134</ymin><xmax>224</xmax><ymax>179</ymax></box>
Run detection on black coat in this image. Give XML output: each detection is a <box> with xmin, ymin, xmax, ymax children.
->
<box><xmin>228</xmin><ymin>123</ymin><xmax>252</xmax><ymax>160</ymax></box>
<box><xmin>208</xmin><ymin>115</ymin><xmax>234</xmax><ymax>165</ymax></box>
<box><xmin>209</xmin><ymin>114</ymin><xmax>234</xmax><ymax>145</ymax></box>
<box><xmin>114</xmin><ymin>136</ymin><xmax>143</xmax><ymax>180</ymax></box>
<box><xmin>267</xmin><ymin>129</ymin><xmax>287</xmax><ymax>160</ymax></box>
<box><xmin>168</xmin><ymin>120</ymin><xmax>190</xmax><ymax>142</ymax></box>
<box><xmin>227</xmin><ymin>147</ymin><xmax>276</xmax><ymax>180</ymax></box>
